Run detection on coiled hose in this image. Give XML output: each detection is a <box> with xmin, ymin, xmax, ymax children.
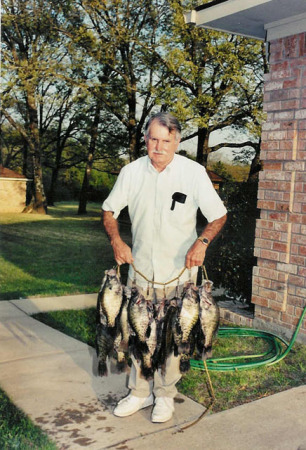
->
<box><xmin>190</xmin><ymin>306</ymin><xmax>306</xmax><ymax>372</ymax></box>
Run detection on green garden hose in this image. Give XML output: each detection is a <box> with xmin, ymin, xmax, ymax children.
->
<box><xmin>190</xmin><ymin>306</ymin><xmax>306</xmax><ymax>372</ymax></box>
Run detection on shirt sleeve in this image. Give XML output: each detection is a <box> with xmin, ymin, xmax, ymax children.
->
<box><xmin>102</xmin><ymin>165</ymin><xmax>130</xmax><ymax>219</ymax></box>
<box><xmin>194</xmin><ymin>165</ymin><xmax>227</xmax><ymax>223</ymax></box>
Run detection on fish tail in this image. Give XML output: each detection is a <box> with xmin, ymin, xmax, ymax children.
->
<box><xmin>178</xmin><ymin>341</ymin><xmax>190</xmax><ymax>354</ymax></box>
<box><xmin>141</xmin><ymin>365</ymin><xmax>154</xmax><ymax>380</ymax></box>
<box><xmin>98</xmin><ymin>360</ymin><xmax>108</xmax><ymax>377</ymax></box>
<box><xmin>179</xmin><ymin>355</ymin><xmax>190</xmax><ymax>373</ymax></box>
<box><xmin>116</xmin><ymin>359</ymin><xmax>128</xmax><ymax>373</ymax></box>
<box><xmin>204</xmin><ymin>345</ymin><xmax>213</xmax><ymax>359</ymax></box>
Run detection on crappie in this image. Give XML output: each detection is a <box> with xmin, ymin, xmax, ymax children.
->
<box><xmin>128</xmin><ymin>286</ymin><xmax>153</xmax><ymax>343</ymax></box>
<box><xmin>95</xmin><ymin>268</ymin><xmax>123</xmax><ymax>376</ymax></box>
<box><xmin>176</xmin><ymin>283</ymin><xmax>199</xmax><ymax>345</ymax></box>
<box><xmin>128</xmin><ymin>286</ymin><xmax>154</xmax><ymax>379</ymax></box>
<box><xmin>96</xmin><ymin>323</ymin><xmax>117</xmax><ymax>376</ymax></box>
<box><xmin>157</xmin><ymin>300</ymin><xmax>178</xmax><ymax>373</ymax></box>
<box><xmin>97</xmin><ymin>268</ymin><xmax>123</xmax><ymax>328</ymax></box>
<box><xmin>173</xmin><ymin>283</ymin><xmax>200</xmax><ymax>372</ymax></box>
<box><xmin>113</xmin><ymin>287</ymin><xmax>131</xmax><ymax>372</ymax></box>
<box><xmin>198</xmin><ymin>280</ymin><xmax>220</xmax><ymax>359</ymax></box>
<box><xmin>141</xmin><ymin>317</ymin><xmax>157</xmax><ymax>378</ymax></box>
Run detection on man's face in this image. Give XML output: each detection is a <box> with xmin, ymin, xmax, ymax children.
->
<box><xmin>145</xmin><ymin>120</ymin><xmax>180</xmax><ymax>172</ymax></box>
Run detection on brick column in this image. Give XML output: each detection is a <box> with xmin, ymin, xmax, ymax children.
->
<box><xmin>252</xmin><ymin>32</ymin><xmax>306</xmax><ymax>343</ymax></box>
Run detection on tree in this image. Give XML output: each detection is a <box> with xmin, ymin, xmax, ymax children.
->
<box><xmin>1</xmin><ymin>0</ymin><xmax>73</xmax><ymax>213</ymax></box>
<box><xmin>155</xmin><ymin>0</ymin><xmax>265</xmax><ymax>175</ymax></box>
<box><xmin>65</xmin><ymin>0</ymin><xmax>172</xmax><ymax>161</ymax></box>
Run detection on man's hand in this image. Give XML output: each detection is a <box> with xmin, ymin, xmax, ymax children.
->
<box><xmin>103</xmin><ymin>210</ymin><xmax>133</xmax><ymax>265</ymax></box>
<box><xmin>185</xmin><ymin>239</ymin><xmax>207</xmax><ymax>269</ymax></box>
<box><xmin>111</xmin><ymin>237</ymin><xmax>134</xmax><ymax>266</ymax></box>
<box><xmin>185</xmin><ymin>214</ymin><xmax>227</xmax><ymax>269</ymax></box>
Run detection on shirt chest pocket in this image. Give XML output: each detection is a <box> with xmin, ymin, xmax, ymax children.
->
<box><xmin>165</xmin><ymin>191</ymin><xmax>194</xmax><ymax>227</ymax></box>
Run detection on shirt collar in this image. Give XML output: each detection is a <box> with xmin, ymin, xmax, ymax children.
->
<box><xmin>146</xmin><ymin>154</ymin><xmax>178</xmax><ymax>173</ymax></box>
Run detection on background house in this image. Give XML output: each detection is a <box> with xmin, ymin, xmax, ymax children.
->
<box><xmin>185</xmin><ymin>0</ymin><xmax>306</xmax><ymax>343</ymax></box>
<box><xmin>0</xmin><ymin>165</ymin><xmax>30</xmax><ymax>213</ymax></box>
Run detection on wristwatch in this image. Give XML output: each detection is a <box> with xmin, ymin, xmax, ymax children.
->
<box><xmin>197</xmin><ymin>237</ymin><xmax>210</xmax><ymax>246</ymax></box>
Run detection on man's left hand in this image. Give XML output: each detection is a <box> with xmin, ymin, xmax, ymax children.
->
<box><xmin>185</xmin><ymin>240</ymin><xmax>207</xmax><ymax>269</ymax></box>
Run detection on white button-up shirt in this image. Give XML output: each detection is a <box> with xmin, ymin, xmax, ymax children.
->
<box><xmin>102</xmin><ymin>154</ymin><xmax>227</xmax><ymax>287</ymax></box>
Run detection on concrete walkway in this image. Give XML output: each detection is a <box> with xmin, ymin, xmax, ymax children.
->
<box><xmin>0</xmin><ymin>295</ymin><xmax>305</xmax><ymax>450</ymax></box>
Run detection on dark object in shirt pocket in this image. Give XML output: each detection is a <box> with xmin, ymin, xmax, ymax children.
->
<box><xmin>170</xmin><ymin>192</ymin><xmax>187</xmax><ymax>210</ymax></box>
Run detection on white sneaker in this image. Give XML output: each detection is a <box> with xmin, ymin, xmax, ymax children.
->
<box><xmin>151</xmin><ymin>397</ymin><xmax>174</xmax><ymax>423</ymax></box>
<box><xmin>113</xmin><ymin>394</ymin><xmax>154</xmax><ymax>417</ymax></box>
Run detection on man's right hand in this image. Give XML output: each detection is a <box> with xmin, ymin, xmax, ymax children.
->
<box><xmin>111</xmin><ymin>237</ymin><xmax>134</xmax><ymax>266</ymax></box>
<box><xmin>103</xmin><ymin>210</ymin><xmax>134</xmax><ymax>265</ymax></box>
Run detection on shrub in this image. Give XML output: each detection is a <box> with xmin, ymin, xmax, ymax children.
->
<box><xmin>204</xmin><ymin>180</ymin><xmax>259</xmax><ymax>304</ymax></box>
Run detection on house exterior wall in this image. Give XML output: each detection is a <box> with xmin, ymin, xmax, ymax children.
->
<box><xmin>252</xmin><ymin>32</ymin><xmax>306</xmax><ymax>343</ymax></box>
<box><xmin>0</xmin><ymin>179</ymin><xmax>27</xmax><ymax>212</ymax></box>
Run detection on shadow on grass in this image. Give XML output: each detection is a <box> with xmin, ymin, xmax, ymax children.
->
<box><xmin>0</xmin><ymin>203</ymin><xmax>131</xmax><ymax>300</ymax></box>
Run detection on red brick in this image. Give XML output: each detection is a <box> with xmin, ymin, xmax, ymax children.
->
<box><xmin>274</xmin><ymin>222</ymin><xmax>290</xmax><ymax>232</ymax></box>
<box><xmin>261</xmin><ymin>249</ymin><xmax>280</xmax><ymax>261</ymax></box>
<box><xmin>252</xmin><ymin>295</ymin><xmax>269</xmax><ymax>307</ymax></box>
<box><xmin>281</xmin><ymin>99</ymin><xmax>300</xmax><ymax>110</ymax></box>
<box><xmin>277</xmin><ymin>262</ymin><xmax>298</xmax><ymax>274</ymax></box>
<box><xmin>295</xmin><ymin>109</ymin><xmax>306</xmax><ymax>119</ymax></box>
<box><xmin>279</xmin><ymin>140</ymin><xmax>295</xmax><ymax>150</ymax></box>
<box><xmin>257</xmin><ymin>200</ymin><xmax>276</xmax><ymax>210</ymax></box>
<box><xmin>255</xmin><ymin>238</ymin><xmax>273</xmax><ymax>250</ymax></box>
<box><xmin>273</xmin><ymin>242</ymin><xmax>288</xmax><ymax>252</ymax></box>
<box><xmin>288</xmin><ymin>274</ymin><xmax>305</xmax><ymax>287</ymax></box>
<box><xmin>256</xmin><ymin>219</ymin><xmax>275</xmax><ymax>229</ymax></box>
<box><xmin>268</xmin><ymin>212</ymin><xmax>288</xmax><ymax>221</ymax></box>
<box><xmin>265</xmin><ymin>80</ymin><xmax>284</xmax><ymax>91</ymax></box>
<box><xmin>276</xmin><ymin>202</ymin><xmax>290</xmax><ymax>212</ymax></box>
<box><xmin>265</xmin><ymin>191</ymin><xmax>285</xmax><ymax>201</ymax></box>
<box><xmin>290</xmin><ymin>255</ymin><xmax>305</xmax><ymax>265</ymax></box>
<box><xmin>261</xmin><ymin>229</ymin><xmax>281</xmax><ymax>239</ymax></box>
<box><xmin>269</xmin><ymin>300</ymin><xmax>285</xmax><ymax>312</ymax></box>
<box><xmin>283</xmin><ymin>78</ymin><xmax>300</xmax><ymax>89</ymax></box>
<box><xmin>261</xmin><ymin>141</ymin><xmax>280</xmax><ymax>150</ymax></box>
<box><xmin>281</xmin><ymin>313</ymin><xmax>300</xmax><ymax>327</ymax></box>
<box><xmin>263</xmin><ymin>101</ymin><xmax>281</xmax><ymax>112</ymax></box>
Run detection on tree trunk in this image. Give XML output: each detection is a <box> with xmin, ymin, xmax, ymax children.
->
<box><xmin>78</xmin><ymin>105</ymin><xmax>100</xmax><ymax>215</ymax></box>
<box><xmin>196</xmin><ymin>127</ymin><xmax>208</xmax><ymax>166</ymax></box>
<box><xmin>47</xmin><ymin>166</ymin><xmax>60</xmax><ymax>206</ymax></box>
<box><xmin>248</xmin><ymin>140</ymin><xmax>262</xmax><ymax>181</ymax></box>
<box><xmin>22</xmin><ymin>90</ymin><xmax>47</xmax><ymax>214</ymax></box>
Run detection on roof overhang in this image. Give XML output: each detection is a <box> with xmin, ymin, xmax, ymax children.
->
<box><xmin>184</xmin><ymin>0</ymin><xmax>306</xmax><ymax>41</ymax></box>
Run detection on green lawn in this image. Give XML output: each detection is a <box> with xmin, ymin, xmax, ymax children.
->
<box><xmin>0</xmin><ymin>389</ymin><xmax>57</xmax><ymax>450</ymax></box>
<box><xmin>0</xmin><ymin>202</ymin><xmax>130</xmax><ymax>300</ymax></box>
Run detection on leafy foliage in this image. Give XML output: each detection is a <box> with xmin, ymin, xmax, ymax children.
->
<box><xmin>204</xmin><ymin>180</ymin><xmax>259</xmax><ymax>303</ymax></box>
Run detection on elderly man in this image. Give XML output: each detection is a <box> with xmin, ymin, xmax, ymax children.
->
<box><xmin>102</xmin><ymin>112</ymin><xmax>227</xmax><ymax>423</ymax></box>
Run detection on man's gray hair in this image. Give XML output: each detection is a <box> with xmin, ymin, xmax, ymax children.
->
<box><xmin>144</xmin><ymin>112</ymin><xmax>181</xmax><ymax>141</ymax></box>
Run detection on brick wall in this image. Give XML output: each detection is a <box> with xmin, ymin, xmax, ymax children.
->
<box><xmin>252</xmin><ymin>32</ymin><xmax>306</xmax><ymax>344</ymax></box>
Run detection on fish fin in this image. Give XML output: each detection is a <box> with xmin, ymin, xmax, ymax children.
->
<box><xmin>146</xmin><ymin>325</ymin><xmax>151</xmax><ymax>338</ymax></box>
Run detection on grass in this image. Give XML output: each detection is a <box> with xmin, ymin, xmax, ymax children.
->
<box><xmin>34</xmin><ymin>308</ymin><xmax>306</xmax><ymax>414</ymax></box>
<box><xmin>0</xmin><ymin>202</ymin><xmax>130</xmax><ymax>300</ymax></box>
<box><xmin>0</xmin><ymin>389</ymin><xmax>57</xmax><ymax>450</ymax></box>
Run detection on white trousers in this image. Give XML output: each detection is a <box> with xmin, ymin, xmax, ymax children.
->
<box><xmin>127</xmin><ymin>276</ymin><xmax>196</xmax><ymax>399</ymax></box>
